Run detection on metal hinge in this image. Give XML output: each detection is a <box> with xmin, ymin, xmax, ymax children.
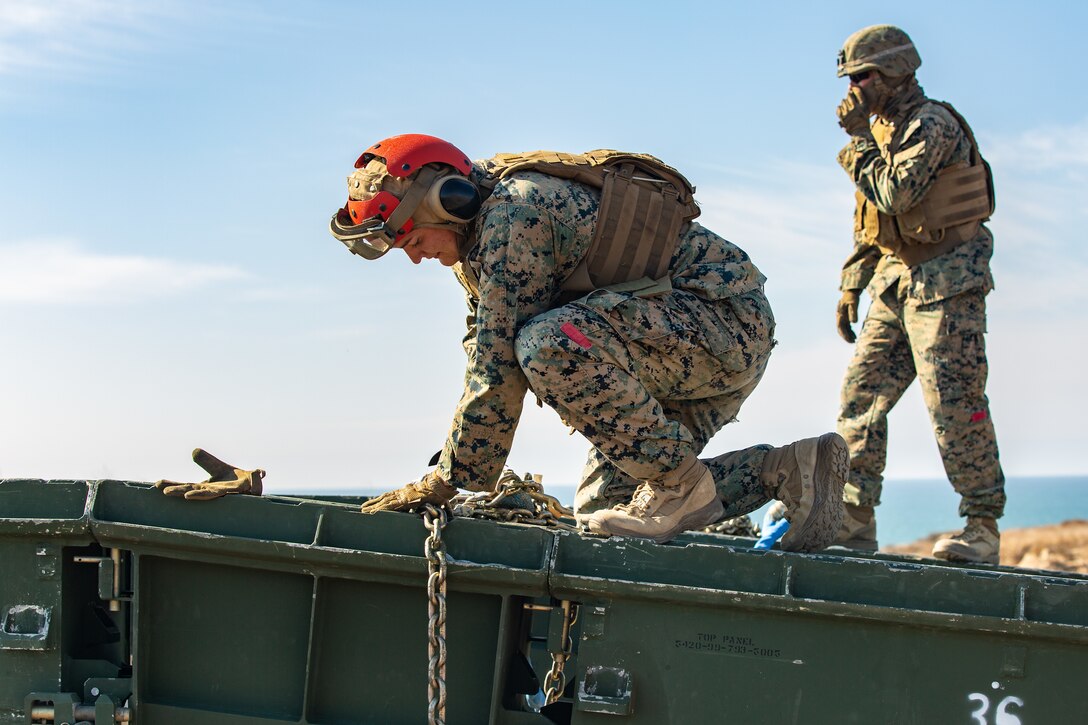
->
<box><xmin>72</xmin><ymin>549</ymin><xmax>126</xmax><ymax>612</ymax></box>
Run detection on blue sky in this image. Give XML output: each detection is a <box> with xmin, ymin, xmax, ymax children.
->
<box><xmin>1</xmin><ymin>0</ymin><xmax>1085</xmax><ymax>496</ymax></box>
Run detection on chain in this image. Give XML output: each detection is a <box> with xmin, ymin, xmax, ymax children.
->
<box><xmin>419</xmin><ymin>473</ymin><xmax>574</xmax><ymax>719</ymax></box>
<box><xmin>422</xmin><ymin>504</ymin><xmax>449</xmax><ymax>725</ymax></box>
<box><xmin>702</xmin><ymin>514</ymin><xmax>760</xmax><ymax>537</ymax></box>
<box><xmin>451</xmin><ymin>470</ymin><xmax>577</xmax><ymax>531</ymax></box>
<box><xmin>543</xmin><ymin>600</ymin><xmax>580</xmax><ymax>706</ymax></box>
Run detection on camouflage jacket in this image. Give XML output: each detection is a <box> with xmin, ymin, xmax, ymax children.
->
<box><xmin>436</xmin><ymin>162</ymin><xmax>766</xmax><ymax>491</ymax></box>
<box><xmin>837</xmin><ymin>85</ymin><xmax>995</xmax><ymax>305</ymax></box>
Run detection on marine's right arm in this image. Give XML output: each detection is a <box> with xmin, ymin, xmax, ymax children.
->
<box><xmin>838</xmin><ymin>109</ymin><xmax>963</xmax><ymax>216</ymax></box>
<box><xmin>437</xmin><ymin>200</ymin><xmax>568</xmax><ymax>491</ymax></box>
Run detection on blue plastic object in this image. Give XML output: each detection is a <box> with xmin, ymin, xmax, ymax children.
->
<box><xmin>754</xmin><ymin>515</ymin><xmax>790</xmax><ymax>550</ymax></box>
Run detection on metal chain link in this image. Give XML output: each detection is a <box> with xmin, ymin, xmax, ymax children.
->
<box><xmin>421</xmin><ymin>473</ymin><xmax>576</xmax><ymax>719</ymax></box>
<box><xmin>451</xmin><ymin>470</ymin><xmax>577</xmax><ymax>531</ymax></box>
<box><xmin>543</xmin><ymin>600</ymin><xmax>580</xmax><ymax>706</ymax></box>
<box><xmin>422</xmin><ymin>504</ymin><xmax>449</xmax><ymax>725</ymax></box>
<box><xmin>702</xmin><ymin>514</ymin><xmax>761</xmax><ymax>537</ymax></box>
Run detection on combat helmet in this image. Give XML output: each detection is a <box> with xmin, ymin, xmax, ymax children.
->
<box><xmin>837</xmin><ymin>25</ymin><xmax>921</xmax><ymax>78</ymax></box>
<box><xmin>329</xmin><ymin>134</ymin><xmax>482</xmax><ymax>260</ymax></box>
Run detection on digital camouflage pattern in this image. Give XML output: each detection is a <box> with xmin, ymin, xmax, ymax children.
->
<box><xmin>537</xmin><ymin>287</ymin><xmax>775</xmax><ymax>515</ymax></box>
<box><xmin>837</xmin><ymin>81</ymin><xmax>1005</xmax><ymax>519</ymax></box>
<box><xmin>837</xmin><ymin>24</ymin><xmax>921</xmax><ymax>78</ymax></box>
<box><xmin>838</xmin><ymin>83</ymin><xmax>995</xmax><ymax>303</ymax></box>
<box><xmin>437</xmin><ymin>165</ymin><xmax>778</xmax><ymax>516</ymax></box>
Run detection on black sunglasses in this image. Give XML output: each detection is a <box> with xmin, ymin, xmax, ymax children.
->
<box><xmin>849</xmin><ymin>71</ymin><xmax>872</xmax><ymax>83</ymax></box>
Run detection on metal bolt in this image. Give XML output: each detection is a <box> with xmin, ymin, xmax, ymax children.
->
<box><xmin>91</xmin><ymin>687</ymin><xmax>100</xmax><ymax>696</ymax></box>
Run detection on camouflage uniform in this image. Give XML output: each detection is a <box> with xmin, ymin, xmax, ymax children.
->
<box><xmin>837</xmin><ymin>82</ymin><xmax>1006</xmax><ymax>519</ymax></box>
<box><xmin>436</xmin><ymin>163</ymin><xmax>777</xmax><ymax>516</ymax></box>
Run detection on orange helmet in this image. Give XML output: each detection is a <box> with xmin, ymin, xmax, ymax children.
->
<box><xmin>329</xmin><ymin>134</ymin><xmax>482</xmax><ymax>260</ymax></box>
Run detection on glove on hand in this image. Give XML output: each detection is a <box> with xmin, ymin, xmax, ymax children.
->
<box><xmin>836</xmin><ymin>290</ymin><xmax>860</xmax><ymax>344</ymax></box>
<box><xmin>836</xmin><ymin>87</ymin><xmax>872</xmax><ymax>136</ymax></box>
<box><xmin>359</xmin><ymin>470</ymin><xmax>458</xmax><ymax>514</ymax></box>
<box><xmin>155</xmin><ymin>448</ymin><xmax>265</xmax><ymax>501</ymax></box>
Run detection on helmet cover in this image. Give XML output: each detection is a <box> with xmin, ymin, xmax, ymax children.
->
<box><xmin>837</xmin><ymin>25</ymin><xmax>921</xmax><ymax>78</ymax></box>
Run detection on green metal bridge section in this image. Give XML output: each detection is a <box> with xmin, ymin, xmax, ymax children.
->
<box><xmin>2</xmin><ymin>478</ymin><xmax>1086</xmax><ymax>723</ymax></box>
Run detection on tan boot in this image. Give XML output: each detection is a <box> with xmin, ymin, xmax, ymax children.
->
<box><xmin>932</xmin><ymin>517</ymin><xmax>1000</xmax><ymax>564</ymax></box>
<box><xmin>832</xmin><ymin>503</ymin><xmax>878</xmax><ymax>552</ymax></box>
<box><xmin>760</xmin><ymin>433</ymin><xmax>848</xmax><ymax>552</ymax></box>
<box><xmin>582</xmin><ymin>455</ymin><xmax>724</xmax><ymax>544</ymax></box>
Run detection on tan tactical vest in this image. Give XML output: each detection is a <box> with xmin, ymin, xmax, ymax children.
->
<box><xmin>854</xmin><ymin>101</ymin><xmax>995</xmax><ymax>267</ymax></box>
<box><xmin>480</xmin><ymin>150</ymin><xmax>700</xmax><ymax>292</ymax></box>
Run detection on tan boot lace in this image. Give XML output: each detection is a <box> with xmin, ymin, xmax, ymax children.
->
<box><xmin>960</xmin><ymin>524</ymin><xmax>987</xmax><ymax>543</ymax></box>
<box><xmin>772</xmin><ymin>471</ymin><xmax>794</xmax><ymax>509</ymax></box>
<box><xmin>620</xmin><ymin>483</ymin><xmax>656</xmax><ymax>514</ymax></box>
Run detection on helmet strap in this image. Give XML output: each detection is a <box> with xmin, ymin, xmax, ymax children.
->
<box><xmin>385</xmin><ymin>165</ymin><xmax>442</xmax><ymax>238</ymax></box>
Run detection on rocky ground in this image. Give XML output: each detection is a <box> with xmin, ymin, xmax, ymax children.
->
<box><xmin>884</xmin><ymin>519</ymin><xmax>1088</xmax><ymax>574</ymax></box>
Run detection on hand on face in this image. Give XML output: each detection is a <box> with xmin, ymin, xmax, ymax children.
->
<box><xmin>836</xmin><ymin>84</ymin><xmax>872</xmax><ymax>136</ymax></box>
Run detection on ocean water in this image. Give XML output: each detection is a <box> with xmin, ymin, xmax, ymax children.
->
<box><xmin>534</xmin><ymin>475</ymin><xmax>1088</xmax><ymax>545</ymax></box>
<box><xmin>866</xmin><ymin>475</ymin><xmax>1088</xmax><ymax>545</ymax></box>
<box><xmin>322</xmin><ymin>475</ymin><xmax>1088</xmax><ymax>546</ymax></box>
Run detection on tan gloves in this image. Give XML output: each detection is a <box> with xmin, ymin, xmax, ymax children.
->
<box><xmin>836</xmin><ymin>290</ymin><xmax>860</xmax><ymax>343</ymax></box>
<box><xmin>359</xmin><ymin>471</ymin><xmax>458</xmax><ymax>514</ymax></box>
<box><xmin>836</xmin><ymin>87</ymin><xmax>872</xmax><ymax>136</ymax></box>
<box><xmin>155</xmin><ymin>448</ymin><xmax>265</xmax><ymax>500</ymax></box>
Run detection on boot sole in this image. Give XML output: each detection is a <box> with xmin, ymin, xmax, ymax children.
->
<box><xmin>825</xmin><ymin>539</ymin><xmax>879</xmax><ymax>553</ymax></box>
<box><xmin>781</xmin><ymin>433</ymin><xmax>848</xmax><ymax>553</ymax></box>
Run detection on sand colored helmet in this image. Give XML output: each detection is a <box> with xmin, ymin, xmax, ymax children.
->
<box><xmin>837</xmin><ymin>25</ymin><xmax>921</xmax><ymax>79</ymax></box>
<box><xmin>329</xmin><ymin>134</ymin><xmax>482</xmax><ymax>260</ymax></box>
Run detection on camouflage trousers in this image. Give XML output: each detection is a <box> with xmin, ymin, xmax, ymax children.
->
<box><xmin>838</xmin><ymin>284</ymin><xmax>1005</xmax><ymax>518</ymax></box>
<box><xmin>515</xmin><ymin>286</ymin><xmax>777</xmax><ymax>517</ymax></box>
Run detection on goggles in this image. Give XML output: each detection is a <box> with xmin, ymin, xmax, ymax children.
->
<box><xmin>329</xmin><ymin>201</ymin><xmax>410</xmax><ymax>260</ymax></box>
<box><xmin>849</xmin><ymin>71</ymin><xmax>872</xmax><ymax>83</ymax></box>
<box><xmin>329</xmin><ymin>166</ymin><xmax>441</xmax><ymax>259</ymax></box>
<box><xmin>330</xmin><ymin>166</ymin><xmax>482</xmax><ymax>260</ymax></box>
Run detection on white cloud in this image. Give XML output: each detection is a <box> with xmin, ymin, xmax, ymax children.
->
<box><xmin>0</xmin><ymin>239</ymin><xmax>245</xmax><ymax>304</ymax></box>
<box><xmin>982</xmin><ymin>119</ymin><xmax>1088</xmax><ymax>173</ymax></box>
<box><xmin>689</xmin><ymin>125</ymin><xmax>1088</xmax><ymax>322</ymax></box>
<box><xmin>697</xmin><ymin>162</ymin><xmax>853</xmax><ymax>264</ymax></box>
<box><xmin>0</xmin><ymin>0</ymin><xmax>182</xmax><ymax>77</ymax></box>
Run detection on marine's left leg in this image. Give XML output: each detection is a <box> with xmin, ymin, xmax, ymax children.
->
<box><xmin>533</xmin><ymin>287</ymin><xmax>843</xmax><ymax>548</ymax></box>
<box><xmin>573</xmin><ymin>375</ymin><xmax>771</xmax><ymax>518</ymax></box>
<box><xmin>566</xmin><ymin>288</ymin><xmax>774</xmax><ymax>518</ymax></box>
<box><xmin>517</xmin><ymin>291</ymin><xmax>734</xmax><ymax>542</ymax></box>
<box><xmin>906</xmin><ymin>290</ymin><xmax>1005</xmax><ymax>563</ymax></box>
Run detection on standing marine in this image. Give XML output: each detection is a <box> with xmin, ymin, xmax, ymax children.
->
<box><xmin>328</xmin><ymin>134</ymin><xmax>847</xmax><ymax>548</ymax></box>
<box><xmin>832</xmin><ymin>25</ymin><xmax>1005</xmax><ymax>563</ymax></box>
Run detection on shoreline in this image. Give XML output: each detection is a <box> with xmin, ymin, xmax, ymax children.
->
<box><xmin>884</xmin><ymin>519</ymin><xmax>1088</xmax><ymax>573</ymax></box>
